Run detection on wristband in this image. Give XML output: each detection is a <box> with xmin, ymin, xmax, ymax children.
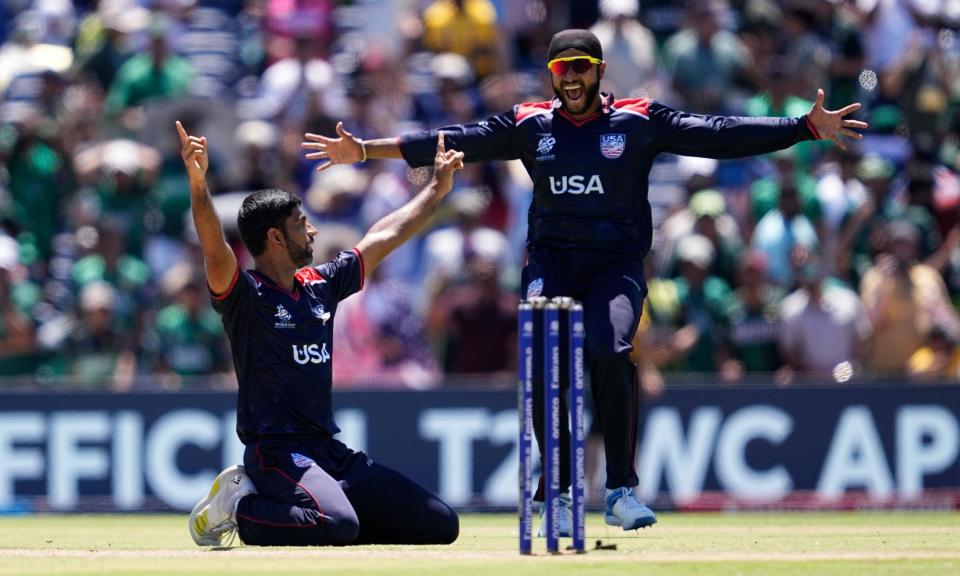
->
<box><xmin>360</xmin><ymin>140</ymin><xmax>367</xmax><ymax>163</ymax></box>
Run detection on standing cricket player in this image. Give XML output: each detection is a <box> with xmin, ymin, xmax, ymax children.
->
<box><xmin>181</xmin><ymin>122</ymin><xmax>464</xmax><ymax>546</ymax></box>
<box><xmin>302</xmin><ymin>29</ymin><xmax>867</xmax><ymax>534</ymax></box>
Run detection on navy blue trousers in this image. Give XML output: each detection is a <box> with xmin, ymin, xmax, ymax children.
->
<box><xmin>236</xmin><ymin>435</ymin><xmax>459</xmax><ymax>546</ymax></box>
<box><xmin>522</xmin><ymin>250</ymin><xmax>646</xmax><ymax>497</ymax></box>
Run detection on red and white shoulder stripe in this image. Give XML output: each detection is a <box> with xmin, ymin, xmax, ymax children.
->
<box><xmin>515</xmin><ymin>100</ymin><xmax>556</xmax><ymax>126</ymax></box>
<box><xmin>612</xmin><ymin>98</ymin><xmax>650</xmax><ymax>120</ymax></box>
<box><xmin>295</xmin><ymin>267</ymin><xmax>326</xmax><ymax>287</ymax></box>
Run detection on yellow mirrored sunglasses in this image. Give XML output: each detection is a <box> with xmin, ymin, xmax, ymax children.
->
<box><xmin>547</xmin><ymin>56</ymin><xmax>603</xmax><ymax>75</ymax></box>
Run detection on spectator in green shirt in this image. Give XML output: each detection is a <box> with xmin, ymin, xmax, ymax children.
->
<box><xmin>74</xmin><ymin>139</ymin><xmax>161</xmax><ymax>258</ymax></box>
<box><xmin>0</xmin><ymin>235</ymin><xmax>41</xmax><ymax>378</ymax></box>
<box><xmin>71</xmin><ymin>221</ymin><xmax>151</xmax><ymax>341</ymax></box>
<box><xmin>103</xmin><ymin>17</ymin><xmax>193</xmax><ymax>119</ymax></box>
<box><xmin>719</xmin><ymin>251</ymin><xmax>785</xmax><ymax>382</ymax></box>
<box><xmin>750</xmin><ymin>147</ymin><xmax>823</xmax><ymax>228</ymax></box>
<box><xmin>63</xmin><ymin>281</ymin><xmax>137</xmax><ymax>390</ymax></box>
<box><xmin>744</xmin><ymin>57</ymin><xmax>828</xmax><ymax>171</ymax></box>
<box><xmin>836</xmin><ymin>155</ymin><xmax>939</xmax><ymax>285</ymax></box>
<box><xmin>152</xmin><ymin>272</ymin><xmax>229</xmax><ymax>389</ymax></box>
<box><xmin>647</xmin><ymin>234</ymin><xmax>732</xmax><ymax>373</ymax></box>
<box><xmin>5</xmin><ymin>117</ymin><xmax>71</xmax><ymax>260</ymax></box>
<box><xmin>657</xmin><ymin>189</ymin><xmax>743</xmax><ymax>286</ymax></box>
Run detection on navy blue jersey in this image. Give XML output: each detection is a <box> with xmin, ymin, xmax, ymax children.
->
<box><xmin>399</xmin><ymin>96</ymin><xmax>818</xmax><ymax>258</ymax></box>
<box><xmin>211</xmin><ymin>249</ymin><xmax>365</xmax><ymax>444</ymax></box>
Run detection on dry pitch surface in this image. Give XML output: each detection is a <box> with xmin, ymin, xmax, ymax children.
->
<box><xmin>1</xmin><ymin>512</ymin><xmax>959</xmax><ymax>575</ymax></box>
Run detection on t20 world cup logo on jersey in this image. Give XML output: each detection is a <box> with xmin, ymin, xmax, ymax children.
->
<box><xmin>274</xmin><ymin>305</ymin><xmax>296</xmax><ymax>329</ymax></box>
<box><xmin>537</xmin><ymin>134</ymin><xmax>555</xmax><ymax>155</ymax></box>
<box><xmin>536</xmin><ymin>133</ymin><xmax>556</xmax><ymax>161</ymax></box>
<box><xmin>600</xmin><ymin>133</ymin><xmax>626</xmax><ymax>159</ymax></box>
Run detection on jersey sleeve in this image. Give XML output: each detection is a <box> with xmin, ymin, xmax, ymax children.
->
<box><xmin>210</xmin><ymin>267</ymin><xmax>257</xmax><ymax>322</ymax></box>
<box><xmin>313</xmin><ymin>248</ymin><xmax>365</xmax><ymax>304</ymax></box>
<box><xmin>649</xmin><ymin>101</ymin><xmax>818</xmax><ymax>159</ymax></box>
<box><xmin>398</xmin><ymin>110</ymin><xmax>522</xmax><ymax>168</ymax></box>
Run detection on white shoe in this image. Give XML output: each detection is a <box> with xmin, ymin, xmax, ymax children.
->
<box><xmin>604</xmin><ymin>487</ymin><xmax>656</xmax><ymax>530</ymax></box>
<box><xmin>536</xmin><ymin>493</ymin><xmax>573</xmax><ymax>538</ymax></box>
<box><xmin>189</xmin><ymin>465</ymin><xmax>256</xmax><ymax>546</ymax></box>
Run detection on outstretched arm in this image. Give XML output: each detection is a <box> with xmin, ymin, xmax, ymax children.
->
<box><xmin>301</xmin><ymin>122</ymin><xmax>403</xmax><ymax>172</ymax></box>
<box><xmin>356</xmin><ymin>132</ymin><xmax>464</xmax><ymax>277</ymax></box>
<box><xmin>176</xmin><ymin>121</ymin><xmax>238</xmax><ymax>295</ymax></box>
<box><xmin>654</xmin><ymin>89</ymin><xmax>868</xmax><ymax>158</ymax></box>
<box><xmin>302</xmin><ymin>112</ymin><xmax>520</xmax><ymax>171</ymax></box>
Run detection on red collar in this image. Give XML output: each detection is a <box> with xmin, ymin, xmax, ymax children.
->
<box><xmin>557</xmin><ymin>108</ymin><xmax>603</xmax><ymax>127</ymax></box>
<box><xmin>555</xmin><ymin>92</ymin><xmax>612</xmax><ymax>127</ymax></box>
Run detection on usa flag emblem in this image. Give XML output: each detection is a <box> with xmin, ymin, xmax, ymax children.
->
<box><xmin>600</xmin><ymin>133</ymin><xmax>626</xmax><ymax>159</ymax></box>
<box><xmin>291</xmin><ymin>453</ymin><xmax>315</xmax><ymax>468</ymax></box>
<box><xmin>527</xmin><ymin>278</ymin><xmax>543</xmax><ymax>299</ymax></box>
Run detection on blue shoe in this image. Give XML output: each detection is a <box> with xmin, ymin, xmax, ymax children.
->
<box><xmin>604</xmin><ymin>487</ymin><xmax>656</xmax><ymax>530</ymax></box>
<box><xmin>536</xmin><ymin>493</ymin><xmax>573</xmax><ymax>538</ymax></box>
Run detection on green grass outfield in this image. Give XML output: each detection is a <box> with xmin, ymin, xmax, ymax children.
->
<box><xmin>1</xmin><ymin>512</ymin><xmax>959</xmax><ymax>576</ymax></box>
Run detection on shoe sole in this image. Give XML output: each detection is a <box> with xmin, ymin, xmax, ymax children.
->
<box><xmin>605</xmin><ymin>513</ymin><xmax>657</xmax><ymax>530</ymax></box>
<box><xmin>189</xmin><ymin>465</ymin><xmax>245</xmax><ymax>546</ymax></box>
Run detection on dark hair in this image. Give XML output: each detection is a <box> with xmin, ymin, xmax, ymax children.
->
<box><xmin>237</xmin><ymin>189</ymin><xmax>301</xmax><ymax>257</ymax></box>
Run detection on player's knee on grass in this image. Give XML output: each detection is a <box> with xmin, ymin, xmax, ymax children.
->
<box><xmin>431</xmin><ymin>500</ymin><xmax>459</xmax><ymax>544</ymax></box>
<box><xmin>296</xmin><ymin>507</ymin><xmax>359</xmax><ymax>546</ymax></box>
<box><xmin>237</xmin><ymin>498</ymin><xmax>360</xmax><ymax>546</ymax></box>
<box><xmin>313</xmin><ymin>493</ymin><xmax>360</xmax><ymax>546</ymax></box>
<box><xmin>390</xmin><ymin>497</ymin><xmax>458</xmax><ymax>545</ymax></box>
<box><xmin>327</xmin><ymin>513</ymin><xmax>360</xmax><ymax>546</ymax></box>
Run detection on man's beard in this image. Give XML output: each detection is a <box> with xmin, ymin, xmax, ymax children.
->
<box><xmin>284</xmin><ymin>235</ymin><xmax>314</xmax><ymax>267</ymax></box>
<box><xmin>553</xmin><ymin>79</ymin><xmax>600</xmax><ymax>115</ymax></box>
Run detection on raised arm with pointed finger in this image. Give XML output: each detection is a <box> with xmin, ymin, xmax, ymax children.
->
<box><xmin>176</xmin><ymin>120</ymin><xmax>238</xmax><ymax>295</ymax></box>
<box><xmin>355</xmin><ymin>131</ymin><xmax>464</xmax><ymax>276</ymax></box>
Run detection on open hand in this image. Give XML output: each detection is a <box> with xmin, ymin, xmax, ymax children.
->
<box><xmin>301</xmin><ymin>122</ymin><xmax>364</xmax><ymax>172</ymax></box>
<box><xmin>432</xmin><ymin>132</ymin><xmax>464</xmax><ymax>193</ymax></box>
<box><xmin>807</xmin><ymin>89</ymin><xmax>869</xmax><ymax>150</ymax></box>
<box><xmin>176</xmin><ymin>120</ymin><xmax>208</xmax><ymax>183</ymax></box>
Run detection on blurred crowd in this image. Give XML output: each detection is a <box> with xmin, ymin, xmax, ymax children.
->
<box><xmin>3</xmin><ymin>0</ymin><xmax>960</xmax><ymax>390</ymax></box>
